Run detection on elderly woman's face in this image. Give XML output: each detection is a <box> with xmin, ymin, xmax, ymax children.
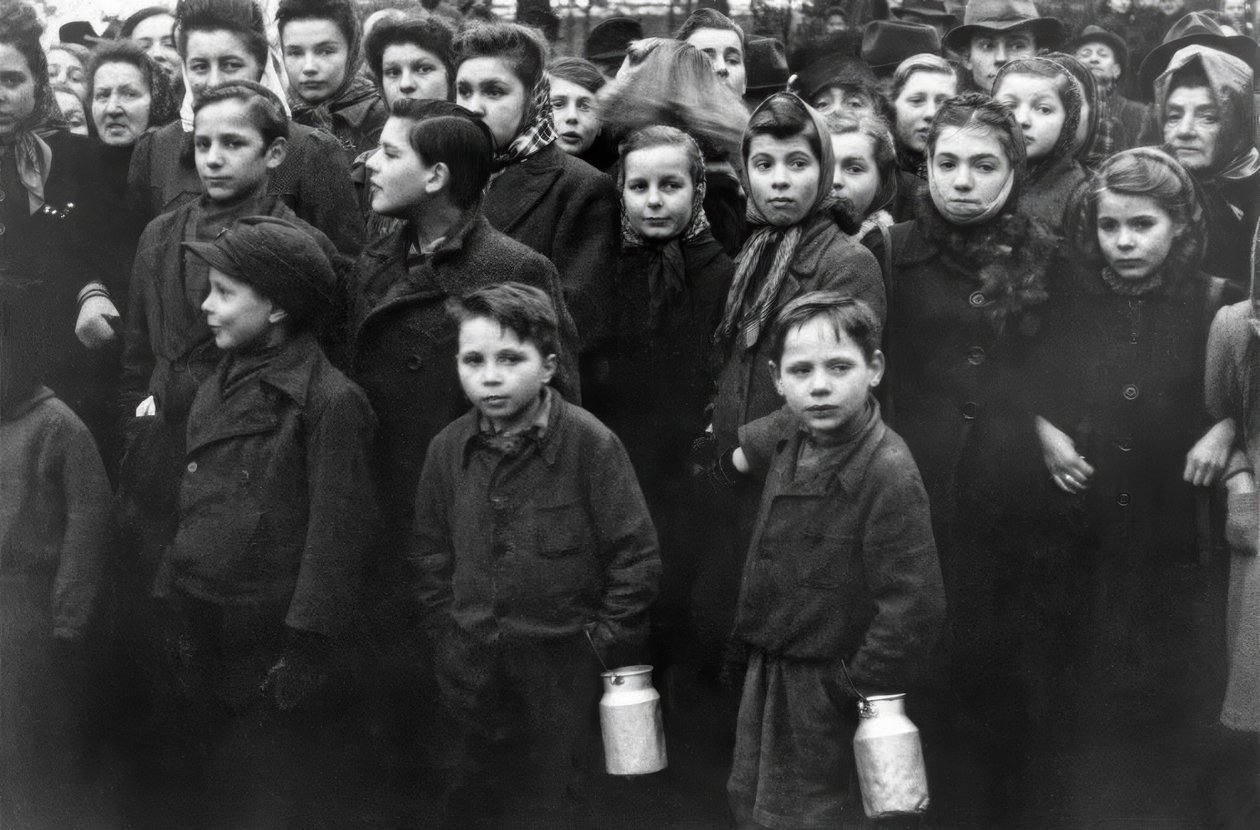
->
<box><xmin>0</xmin><ymin>43</ymin><xmax>37</xmax><ymax>142</ymax></box>
<box><xmin>456</xmin><ymin>56</ymin><xmax>528</xmax><ymax>151</ymax></box>
<box><xmin>1163</xmin><ymin>84</ymin><xmax>1223</xmax><ymax>171</ymax></box>
<box><xmin>48</xmin><ymin>48</ymin><xmax>87</xmax><ymax>103</ymax></box>
<box><xmin>92</xmin><ymin>61</ymin><xmax>153</xmax><ymax>147</ymax></box>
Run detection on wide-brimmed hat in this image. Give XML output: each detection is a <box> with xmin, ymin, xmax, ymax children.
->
<box><xmin>585</xmin><ymin>16</ymin><xmax>643</xmax><ymax>62</ymax></box>
<box><xmin>1071</xmin><ymin>24</ymin><xmax>1129</xmax><ymax>73</ymax></box>
<box><xmin>942</xmin><ymin>0</ymin><xmax>1066</xmax><ymax>54</ymax></box>
<box><xmin>893</xmin><ymin>0</ymin><xmax>957</xmax><ymax>26</ymax></box>
<box><xmin>1137</xmin><ymin>12</ymin><xmax>1260</xmax><ymax>100</ymax></box>
<box><xmin>746</xmin><ymin>35</ymin><xmax>789</xmax><ymax>94</ymax></box>
<box><xmin>863</xmin><ymin>20</ymin><xmax>942</xmax><ymax>75</ymax></box>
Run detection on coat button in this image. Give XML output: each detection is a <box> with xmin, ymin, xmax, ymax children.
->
<box><xmin>187</xmin><ymin>462</ymin><xmax>198</xmax><ymax>473</ymax></box>
<box><xmin>1128</xmin><ymin>332</ymin><xmax>1139</xmax><ymax>344</ymax></box>
<box><xmin>1116</xmin><ymin>440</ymin><xmax>1133</xmax><ymax>453</ymax></box>
<box><xmin>966</xmin><ymin>346</ymin><xmax>986</xmax><ymax>366</ymax></box>
<box><xmin>969</xmin><ymin>291</ymin><xmax>986</xmax><ymax>307</ymax></box>
<box><xmin>1117</xmin><ymin>492</ymin><xmax>1131</xmax><ymax>507</ymax></box>
<box><xmin>406</xmin><ymin>355</ymin><xmax>422</xmax><ymax>372</ymax></box>
<box><xmin>0</xmin><ymin>223</ymin><xmax>6</xmax><ymax>236</ymax></box>
<box><xmin>1122</xmin><ymin>384</ymin><xmax>1139</xmax><ymax>401</ymax></box>
<box><xmin>961</xmin><ymin>401</ymin><xmax>978</xmax><ymax>420</ymax></box>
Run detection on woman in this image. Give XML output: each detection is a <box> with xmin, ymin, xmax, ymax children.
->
<box><xmin>276</xmin><ymin>0</ymin><xmax>388</xmax><ymax>160</ymax></box>
<box><xmin>599</xmin><ymin>38</ymin><xmax>750</xmax><ymax>256</ymax></box>
<box><xmin>454</xmin><ymin>21</ymin><xmax>619</xmax><ymax>358</ymax></box>
<box><xmin>120</xmin><ymin>5</ymin><xmax>181</xmax><ymax>78</ymax></box>
<box><xmin>823</xmin><ymin>113</ymin><xmax>901</xmax><ymax>285</ymax></box>
<box><xmin>47</xmin><ymin>42</ymin><xmax>89</xmax><ymax>104</ymax></box>
<box><xmin>547</xmin><ymin>56</ymin><xmax>616</xmax><ymax>171</ymax></box>
<box><xmin>887</xmin><ymin>53</ymin><xmax>957</xmax><ymax>220</ymax></box>
<box><xmin>885</xmin><ymin>92</ymin><xmax>1058</xmax><ymax>825</ymax></box>
<box><xmin>127</xmin><ymin>0</ymin><xmax>362</xmax><ymax>256</ymax></box>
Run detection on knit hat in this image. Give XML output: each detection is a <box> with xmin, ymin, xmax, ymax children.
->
<box><xmin>792</xmin><ymin>53</ymin><xmax>880</xmax><ymax>102</ymax></box>
<box><xmin>182</xmin><ymin>217</ymin><xmax>335</xmax><ymax>327</ymax></box>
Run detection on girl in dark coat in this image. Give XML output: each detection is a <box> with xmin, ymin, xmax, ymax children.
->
<box><xmin>453</xmin><ymin>22</ymin><xmax>619</xmax><ymax>357</ymax></box>
<box><xmin>887</xmin><ymin>53</ymin><xmax>958</xmax><ymax>222</ymax></box>
<box><xmin>993</xmin><ymin>57</ymin><xmax>1090</xmax><ymax>234</ymax></box>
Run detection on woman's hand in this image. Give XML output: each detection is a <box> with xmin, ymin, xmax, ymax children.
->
<box><xmin>1183</xmin><ymin>418</ymin><xmax>1236</xmax><ymax>487</ymax></box>
<box><xmin>75</xmin><ymin>294</ymin><xmax>119</xmax><ymax>349</ymax></box>
<box><xmin>1036</xmin><ymin>416</ymin><xmax>1094</xmax><ymax>494</ymax></box>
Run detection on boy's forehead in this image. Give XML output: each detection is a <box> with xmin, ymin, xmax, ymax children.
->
<box><xmin>457</xmin><ymin>316</ymin><xmax>539</xmax><ymax>351</ymax></box>
<box><xmin>686</xmin><ymin>27</ymin><xmax>743</xmax><ymax>54</ymax></box>
<box><xmin>782</xmin><ymin>316</ymin><xmax>861</xmax><ymax>353</ymax></box>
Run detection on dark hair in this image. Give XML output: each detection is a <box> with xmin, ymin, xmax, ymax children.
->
<box><xmin>364</xmin><ymin>14</ymin><xmax>455</xmax><ymax>93</ymax></box>
<box><xmin>0</xmin><ymin>0</ymin><xmax>48</xmax><ymax>116</ymax></box>
<box><xmin>175</xmin><ymin>0</ymin><xmax>269</xmax><ymax>69</ymax></box>
<box><xmin>276</xmin><ymin>0</ymin><xmax>358</xmax><ymax>52</ymax></box>
<box><xmin>87</xmin><ymin>39</ymin><xmax>179</xmax><ymax>128</ymax></box>
<box><xmin>194</xmin><ymin>80</ymin><xmax>290</xmax><ymax>146</ymax></box>
<box><xmin>617</xmin><ymin>124</ymin><xmax>705</xmax><ymax>191</ymax></box>
<box><xmin>120</xmin><ymin>6</ymin><xmax>174</xmax><ymax>39</ymax></box>
<box><xmin>744</xmin><ymin>93</ymin><xmax>824</xmax><ymax>164</ymax></box>
<box><xmin>926</xmin><ymin>92</ymin><xmax>1026</xmax><ymax>172</ymax></box>
<box><xmin>548</xmin><ymin>56</ymin><xmax>605</xmax><ymax>94</ymax></box>
<box><xmin>674</xmin><ymin>8</ymin><xmax>745</xmax><ymax>50</ymax></box>
<box><xmin>453</xmin><ymin>22</ymin><xmax>549</xmax><ymax>91</ymax></box>
<box><xmin>447</xmin><ymin>281</ymin><xmax>560</xmax><ymax>359</ymax></box>
<box><xmin>769</xmin><ymin>292</ymin><xmax>882</xmax><ymax>364</ymax></box>
<box><xmin>389</xmin><ymin>99</ymin><xmax>493</xmax><ymax>209</ymax></box>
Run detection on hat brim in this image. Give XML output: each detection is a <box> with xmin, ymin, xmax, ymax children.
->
<box><xmin>586</xmin><ymin>48</ymin><xmax>629</xmax><ymax>62</ymax></box>
<box><xmin>1137</xmin><ymin>35</ymin><xmax>1260</xmax><ymax>101</ymax></box>
<box><xmin>942</xmin><ymin>18</ymin><xmax>1066</xmax><ymax>54</ymax></box>
<box><xmin>182</xmin><ymin>240</ymin><xmax>240</xmax><ymax>280</ymax></box>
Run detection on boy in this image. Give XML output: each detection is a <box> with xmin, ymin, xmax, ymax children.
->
<box><xmin>675</xmin><ymin>8</ymin><xmax>747</xmax><ymax>97</ymax></box>
<box><xmin>164</xmin><ymin>215</ymin><xmax>377</xmax><ymax>823</ymax></box>
<box><xmin>721</xmin><ymin>292</ymin><xmax>945</xmax><ymax>829</ymax></box>
<box><xmin>411</xmin><ymin>282</ymin><xmax>660</xmax><ymax>828</ymax></box>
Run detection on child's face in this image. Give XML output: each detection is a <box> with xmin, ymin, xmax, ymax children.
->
<box><xmin>365</xmin><ymin>116</ymin><xmax>439</xmax><ymax>217</ymax></box>
<box><xmin>771</xmin><ymin>316</ymin><xmax>883</xmax><ymax>440</ymax></box>
<box><xmin>282</xmin><ymin>19</ymin><xmax>351</xmax><ymax>106</ymax></box>
<box><xmin>930</xmin><ymin>125</ymin><xmax>1013</xmax><ymax>220</ymax></box>
<box><xmin>201</xmin><ymin>268</ymin><xmax>282</xmax><ymax>350</ymax></box>
<box><xmin>1163</xmin><ymin>85</ymin><xmax>1222</xmax><ymax>172</ymax></box>
<box><xmin>894</xmin><ymin>70</ymin><xmax>956</xmax><ymax>154</ymax></box>
<box><xmin>747</xmin><ymin>133</ymin><xmax>821</xmax><ymax>227</ymax></box>
<box><xmin>194</xmin><ymin>98</ymin><xmax>285</xmax><ymax>202</ymax></box>
<box><xmin>456</xmin><ymin>57</ymin><xmax>528</xmax><ymax>151</ymax></box>
<box><xmin>622</xmin><ymin>144</ymin><xmax>696</xmax><ymax>241</ymax></box>
<box><xmin>550</xmin><ymin>76</ymin><xmax>600</xmax><ymax>156</ymax></box>
<box><xmin>184</xmin><ymin>29</ymin><xmax>263</xmax><ymax>98</ymax></box>
<box><xmin>830</xmin><ymin>132</ymin><xmax>881</xmax><ymax>221</ymax></box>
<box><xmin>810</xmin><ymin>85</ymin><xmax>877</xmax><ymax>120</ymax></box>
<box><xmin>1096</xmin><ymin>190</ymin><xmax>1179</xmax><ymax>282</ymax></box>
<box><xmin>994</xmin><ymin>73</ymin><xmax>1067</xmax><ymax>162</ymax></box>
<box><xmin>54</xmin><ymin>89</ymin><xmax>88</xmax><ymax>135</ymax></box>
<box><xmin>457</xmin><ymin>317</ymin><xmax>558</xmax><ymax>433</ymax></box>
<box><xmin>380</xmin><ymin>43</ymin><xmax>449</xmax><ymax>108</ymax></box>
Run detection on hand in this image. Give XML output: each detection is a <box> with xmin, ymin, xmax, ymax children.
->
<box><xmin>1184</xmin><ymin>419</ymin><xmax>1236</xmax><ymax>487</ymax></box>
<box><xmin>1036</xmin><ymin>416</ymin><xmax>1094</xmax><ymax>494</ymax></box>
<box><xmin>135</xmin><ymin>396</ymin><xmax>156</xmax><ymax>417</ymax></box>
<box><xmin>75</xmin><ymin>294</ymin><xmax>119</xmax><ymax>349</ymax></box>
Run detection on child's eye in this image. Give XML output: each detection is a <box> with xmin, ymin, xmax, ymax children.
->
<box><xmin>907</xmin><ymin>95</ymin><xmax>925</xmax><ymax>106</ymax></box>
<box><xmin>1132</xmin><ymin>218</ymin><xmax>1156</xmax><ymax>230</ymax></box>
<box><xmin>1097</xmin><ymin>219</ymin><xmax>1119</xmax><ymax>232</ymax></box>
<box><xmin>194</xmin><ymin>138</ymin><xmax>209</xmax><ymax>150</ymax></box>
<box><xmin>499</xmin><ymin>354</ymin><xmax>523</xmax><ymax>365</ymax></box>
<box><xmin>384</xmin><ymin>68</ymin><xmax>400</xmax><ymax>78</ymax></box>
<box><xmin>976</xmin><ymin>163</ymin><xmax>996</xmax><ymax>173</ymax></box>
<box><xmin>461</xmin><ymin>354</ymin><xmax>484</xmax><ymax>366</ymax></box>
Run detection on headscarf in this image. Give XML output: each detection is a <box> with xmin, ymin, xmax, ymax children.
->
<box><xmin>717</xmin><ymin>93</ymin><xmax>837</xmax><ymax>351</ymax></box>
<box><xmin>619</xmin><ymin>133</ymin><xmax>713</xmax><ymax>326</ymax></box>
<box><xmin>4</xmin><ymin>34</ymin><xmax>67</xmax><ymax>215</ymax></box>
<box><xmin>927</xmin><ymin>156</ymin><xmax>1017</xmax><ymax>227</ymax></box>
<box><xmin>496</xmin><ymin>72</ymin><xmax>555</xmax><ymax>169</ymax></box>
<box><xmin>285</xmin><ymin>7</ymin><xmax>379</xmax><ymax>137</ymax></box>
<box><xmin>1045</xmin><ymin>52</ymin><xmax>1105</xmax><ymax>164</ymax></box>
<box><xmin>993</xmin><ymin>57</ymin><xmax>1084</xmax><ymax>171</ymax></box>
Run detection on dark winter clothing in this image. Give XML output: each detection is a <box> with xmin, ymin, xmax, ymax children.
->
<box><xmin>482</xmin><ymin>142</ymin><xmax>619</xmax><ymax>352</ymax></box>
<box><xmin>1016</xmin><ymin>153</ymin><xmax>1089</xmax><ymax>235</ymax></box>
<box><xmin>127</xmin><ymin>120</ymin><xmax>364</xmax><ymax>257</ymax></box>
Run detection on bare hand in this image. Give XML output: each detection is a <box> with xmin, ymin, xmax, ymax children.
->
<box><xmin>1184</xmin><ymin>419</ymin><xmax>1236</xmax><ymax>487</ymax></box>
<box><xmin>1036</xmin><ymin>416</ymin><xmax>1095</xmax><ymax>494</ymax></box>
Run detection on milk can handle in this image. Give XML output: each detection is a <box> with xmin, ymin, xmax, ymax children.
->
<box><xmin>840</xmin><ymin>659</ymin><xmax>875</xmax><ymax>718</ymax></box>
<box><xmin>584</xmin><ymin>625</ymin><xmax>619</xmax><ymax>683</ymax></box>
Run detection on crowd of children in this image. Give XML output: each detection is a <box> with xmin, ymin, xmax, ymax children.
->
<box><xmin>2</xmin><ymin>0</ymin><xmax>1260</xmax><ymax>827</ymax></box>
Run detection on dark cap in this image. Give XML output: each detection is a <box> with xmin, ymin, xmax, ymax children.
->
<box><xmin>893</xmin><ymin>0</ymin><xmax>957</xmax><ymax>25</ymax></box>
<box><xmin>745</xmin><ymin>35</ymin><xmax>789</xmax><ymax>94</ymax></box>
<box><xmin>585</xmin><ymin>16</ymin><xmax>644</xmax><ymax>62</ymax></box>
<box><xmin>1137</xmin><ymin>12</ymin><xmax>1260</xmax><ymax>101</ymax></box>
<box><xmin>58</xmin><ymin>21</ymin><xmax>100</xmax><ymax>48</ymax></box>
<box><xmin>863</xmin><ymin>20</ymin><xmax>942</xmax><ymax>75</ymax></box>
<box><xmin>942</xmin><ymin>0</ymin><xmax>1066</xmax><ymax>54</ymax></box>
<box><xmin>183</xmin><ymin>216</ymin><xmax>335</xmax><ymax>327</ymax></box>
<box><xmin>1071</xmin><ymin>25</ymin><xmax>1129</xmax><ymax>73</ymax></box>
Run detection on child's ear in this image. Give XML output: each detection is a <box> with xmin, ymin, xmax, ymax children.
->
<box><xmin>768</xmin><ymin>360</ymin><xmax>783</xmax><ymax>396</ymax></box>
<box><xmin>264</xmin><ymin>137</ymin><xmax>288</xmax><ymax>170</ymax></box>
<box><xmin>540</xmin><ymin>353</ymin><xmax>558</xmax><ymax>385</ymax></box>
<box><xmin>425</xmin><ymin>161</ymin><xmax>450</xmax><ymax>196</ymax></box>
<box><xmin>868</xmin><ymin>349</ymin><xmax>886</xmax><ymax>388</ymax></box>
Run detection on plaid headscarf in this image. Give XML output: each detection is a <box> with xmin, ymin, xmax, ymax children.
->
<box><xmin>496</xmin><ymin>73</ymin><xmax>556</xmax><ymax>169</ymax></box>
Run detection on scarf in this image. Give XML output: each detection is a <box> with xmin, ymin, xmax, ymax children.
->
<box><xmin>620</xmin><ymin>135</ymin><xmax>712</xmax><ymax>326</ymax></box>
<box><xmin>717</xmin><ymin>93</ymin><xmax>836</xmax><ymax>351</ymax></box>
<box><xmin>495</xmin><ymin>74</ymin><xmax>555</xmax><ymax>169</ymax></box>
<box><xmin>927</xmin><ymin>161</ymin><xmax>1017</xmax><ymax>227</ymax></box>
<box><xmin>1101</xmin><ymin>264</ymin><xmax>1167</xmax><ymax>296</ymax></box>
<box><xmin>285</xmin><ymin>12</ymin><xmax>376</xmax><ymax>144</ymax></box>
<box><xmin>995</xmin><ymin>57</ymin><xmax>1085</xmax><ymax>180</ymax></box>
<box><xmin>4</xmin><ymin>51</ymin><xmax>67</xmax><ymax>215</ymax></box>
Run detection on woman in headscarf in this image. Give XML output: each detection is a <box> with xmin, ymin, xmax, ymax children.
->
<box><xmin>453</xmin><ymin>21</ymin><xmax>619</xmax><ymax>365</ymax></box>
<box><xmin>277</xmin><ymin>0</ymin><xmax>388</xmax><ymax>161</ymax></box>
<box><xmin>884</xmin><ymin>92</ymin><xmax>1058</xmax><ymax>826</ymax></box>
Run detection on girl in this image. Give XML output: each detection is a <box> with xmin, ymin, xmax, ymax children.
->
<box><xmin>824</xmin><ymin>112</ymin><xmax>901</xmax><ymax>280</ymax></box>
<box><xmin>993</xmin><ymin>57</ymin><xmax>1089</xmax><ymax>234</ymax></box>
<box><xmin>277</xmin><ymin>0</ymin><xmax>387</xmax><ymax>160</ymax></box>
<box><xmin>47</xmin><ymin>42</ymin><xmax>89</xmax><ymax>104</ymax></box>
<box><xmin>453</xmin><ymin>22</ymin><xmax>619</xmax><ymax>359</ymax></box>
<box><xmin>547</xmin><ymin>56</ymin><xmax>615</xmax><ymax>170</ymax></box>
<box><xmin>888</xmin><ymin>52</ymin><xmax>957</xmax><ymax>187</ymax></box>
<box><xmin>885</xmin><ymin>92</ymin><xmax>1058</xmax><ymax>825</ymax></box>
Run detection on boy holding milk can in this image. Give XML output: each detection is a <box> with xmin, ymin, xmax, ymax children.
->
<box><xmin>716</xmin><ymin>292</ymin><xmax>946</xmax><ymax>827</ymax></box>
<box><xmin>409</xmin><ymin>282</ymin><xmax>660</xmax><ymax>828</ymax></box>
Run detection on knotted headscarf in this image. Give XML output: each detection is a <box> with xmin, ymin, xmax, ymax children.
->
<box><xmin>496</xmin><ymin>72</ymin><xmax>556</xmax><ymax>169</ymax></box>
<box><xmin>717</xmin><ymin>93</ymin><xmax>837</xmax><ymax>351</ymax></box>
<box><xmin>3</xmin><ymin>33</ymin><xmax>68</xmax><ymax>215</ymax></box>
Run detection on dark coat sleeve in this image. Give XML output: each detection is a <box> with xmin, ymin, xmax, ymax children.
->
<box><xmin>291</xmin><ymin>130</ymin><xmax>364</xmax><ymax>258</ymax></box>
<box><xmin>118</xmin><ymin>225</ymin><xmax>160</xmax><ymax>423</ymax></box>
<box><xmin>553</xmin><ymin>170</ymin><xmax>620</xmax><ymax>355</ymax></box>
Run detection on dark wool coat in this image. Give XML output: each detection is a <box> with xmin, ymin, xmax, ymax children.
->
<box><xmin>411</xmin><ymin>393</ymin><xmax>660</xmax><ymax>649</ymax></box>
<box><xmin>733</xmin><ymin>403</ymin><xmax>945</xmax><ymax>694</ymax></box>
<box><xmin>127</xmin><ymin>120</ymin><xmax>363</xmax><ymax>257</ymax></box>
<box><xmin>482</xmin><ymin>143</ymin><xmax>619</xmax><ymax>352</ymax></box>
<box><xmin>171</xmin><ymin>333</ymin><xmax>377</xmax><ymax>638</ymax></box>
<box><xmin>292</xmin><ymin>92</ymin><xmax>388</xmax><ymax>164</ymax></box>
<box><xmin>342</xmin><ymin>212</ymin><xmax>581</xmax><ymax>533</ymax></box>
<box><xmin>712</xmin><ymin>212</ymin><xmax>884</xmax><ymax>451</ymax></box>
<box><xmin>1016</xmin><ymin>154</ymin><xmax>1089</xmax><ymax>236</ymax></box>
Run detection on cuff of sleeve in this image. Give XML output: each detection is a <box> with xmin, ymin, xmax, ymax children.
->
<box><xmin>76</xmin><ymin>281</ymin><xmax>111</xmax><ymax>307</ymax></box>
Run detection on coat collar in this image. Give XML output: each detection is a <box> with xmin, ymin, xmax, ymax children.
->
<box><xmin>220</xmin><ymin>332</ymin><xmax>322</xmax><ymax>406</ymax></box>
<box><xmin>769</xmin><ymin>399</ymin><xmax>886</xmax><ymax>496</ymax></box>
<box><xmin>457</xmin><ymin>385</ymin><xmax>569</xmax><ymax>469</ymax></box>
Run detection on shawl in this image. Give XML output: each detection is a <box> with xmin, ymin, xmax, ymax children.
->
<box><xmin>717</xmin><ymin>93</ymin><xmax>837</xmax><ymax>351</ymax></box>
<box><xmin>496</xmin><ymin>74</ymin><xmax>556</xmax><ymax>169</ymax></box>
<box><xmin>4</xmin><ymin>47</ymin><xmax>67</xmax><ymax>215</ymax></box>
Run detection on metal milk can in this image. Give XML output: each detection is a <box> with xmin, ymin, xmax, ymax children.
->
<box><xmin>852</xmin><ymin>693</ymin><xmax>930</xmax><ymax>818</ymax></box>
<box><xmin>598</xmin><ymin>665</ymin><xmax>667</xmax><ymax>775</ymax></box>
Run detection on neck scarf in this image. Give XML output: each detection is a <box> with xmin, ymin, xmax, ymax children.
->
<box><xmin>620</xmin><ymin>135</ymin><xmax>712</xmax><ymax>326</ymax></box>
<box><xmin>286</xmin><ymin>13</ymin><xmax>376</xmax><ymax>142</ymax></box>
<box><xmin>4</xmin><ymin>50</ymin><xmax>67</xmax><ymax>215</ymax></box>
<box><xmin>1101</xmin><ymin>264</ymin><xmax>1167</xmax><ymax>296</ymax></box>
<box><xmin>927</xmin><ymin>161</ymin><xmax>1016</xmax><ymax>227</ymax></box>
<box><xmin>717</xmin><ymin>93</ymin><xmax>836</xmax><ymax>351</ymax></box>
<box><xmin>495</xmin><ymin>73</ymin><xmax>555</xmax><ymax>169</ymax></box>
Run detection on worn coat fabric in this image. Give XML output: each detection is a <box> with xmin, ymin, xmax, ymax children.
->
<box><xmin>1016</xmin><ymin>153</ymin><xmax>1089</xmax><ymax>236</ymax></box>
<box><xmin>127</xmin><ymin>120</ymin><xmax>363</xmax><ymax>257</ymax></box>
<box><xmin>1205</xmin><ymin>301</ymin><xmax>1260</xmax><ymax>731</ymax></box>
<box><xmin>411</xmin><ymin>394</ymin><xmax>660</xmax><ymax>649</ymax></box>
<box><xmin>712</xmin><ymin>212</ymin><xmax>884</xmax><ymax>451</ymax></box>
<box><xmin>171</xmin><ymin>333</ymin><xmax>377</xmax><ymax>638</ymax></box>
<box><xmin>482</xmin><ymin>142</ymin><xmax>619</xmax><ymax>352</ymax></box>
<box><xmin>342</xmin><ymin>212</ymin><xmax>581</xmax><ymax>534</ymax></box>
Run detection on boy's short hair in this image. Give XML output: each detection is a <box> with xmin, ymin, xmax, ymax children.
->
<box><xmin>744</xmin><ymin>93</ymin><xmax>824</xmax><ymax>165</ymax></box>
<box><xmin>548</xmin><ymin>56</ymin><xmax>606</xmax><ymax>94</ymax></box>
<box><xmin>447</xmin><ymin>282</ymin><xmax>560</xmax><ymax>359</ymax></box>
<box><xmin>674</xmin><ymin>8</ymin><xmax>745</xmax><ymax>50</ymax></box>
<box><xmin>769</xmin><ymin>292</ymin><xmax>882</xmax><ymax>364</ymax></box>
<box><xmin>389</xmin><ymin>99</ymin><xmax>494</xmax><ymax>209</ymax></box>
<box><xmin>175</xmin><ymin>0</ymin><xmax>270</xmax><ymax>69</ymax></box>
<box><xmin>194</xmin><ymin>80</ymin><xmax>290</xmax><ymax>146</ymax></box>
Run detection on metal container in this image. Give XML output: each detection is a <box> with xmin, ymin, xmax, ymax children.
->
<box><xmin>853</xmin><ymin>693</ymin><xmax>929</xmax><ymax>817</ymax></box>
<box><xmin>598</xmin><ymin>664</ymin><xmax>667</xmax><ymax>775</ymax></box>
